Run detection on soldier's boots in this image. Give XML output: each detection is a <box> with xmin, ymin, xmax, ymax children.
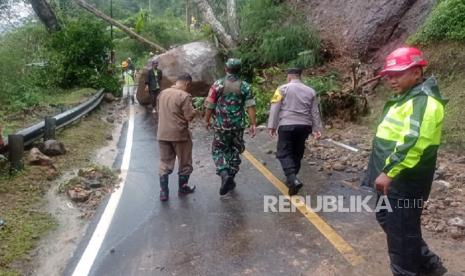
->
<box><xmin>420</xmin><ymin>260</ymin><xmax>447</xmax><ymax>276</ymax></box>
<box><xmin>131</xmin><ymin>95</ymin><xmax>135</xmax><ymax>105</ymax></box>
<box><xmin>286</xmin><ymin>173</ymin><xmax>303</xmax><ymax>196</ymax></box>
<box><xmin>159</xmin><ymin>174</ymin><xmax>169</xmax><ymax>201</ymax></box>
<box><xmin>178</xmin><ymin>175</ymin><xmax>196</xmax><ymax>196</ymax></box>
<box><xmin>219</xmin><ymin>170</ymin><xmax>235</xmax><ymax>196</ymax></box>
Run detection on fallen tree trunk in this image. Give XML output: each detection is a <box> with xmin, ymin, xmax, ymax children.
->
<box><xmin>74</xmin><ymin>0</ymin><xmax>166</xmax><ymax>52</ymax></box>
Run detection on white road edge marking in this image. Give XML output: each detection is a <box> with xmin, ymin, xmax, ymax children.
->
<box><xmin>72</xmin><ymin>105</ymin><xmax>135</xmax><ymax>276</ymax></box>
<box><xmin>325</xmin><ymin>138</ymin><xmax>359</xmax><ymax>152</ymax></box>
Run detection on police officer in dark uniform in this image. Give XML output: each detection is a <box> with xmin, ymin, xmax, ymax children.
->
<box><xmin>268</xmin><ymin>68</ymin><xmax>322</xmax><ymax>195</ymax></box>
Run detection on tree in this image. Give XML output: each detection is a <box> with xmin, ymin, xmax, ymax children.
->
<box><xmin>29</xmin><ymin>0</ymin><xmax>60</xmax><ymax>32</ymax></box>
<box><xmin>226</xmin><ymin>0</ymin><xmax>238</xmax><ymax>41</ymax></box>
<box><xmin>192</xmin><ymin>0</ymin><xmax>237</xmax><ymax>49</ymax></box>
<box><xmin>74</xmin><ymin>0</ymin><xmax>166</xmax><ymax>52</ymax></box>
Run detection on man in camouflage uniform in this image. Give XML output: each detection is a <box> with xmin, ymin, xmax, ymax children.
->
<box><xmin>204</xmin><ymin>58</ymin><xmax>257</xmax><ymax>196</ymax></box>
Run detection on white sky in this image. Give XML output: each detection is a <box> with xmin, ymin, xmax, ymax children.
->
<box><xmin>0</xmin><ymin>1</ymin><xmax>33</xmax><ymax>32</ymax></box>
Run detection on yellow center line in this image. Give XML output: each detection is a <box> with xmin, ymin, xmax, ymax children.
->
<box><xmin>242</xmin><ymin>150</ymin><xmax>365</xmax><ymax>266</ymax></box>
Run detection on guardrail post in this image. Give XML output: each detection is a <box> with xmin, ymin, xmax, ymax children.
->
<box><xmin>8</xmin><ymin>134</ymin><xmax>24</xmax><ymax>173</ymax></box>
<box><xmin>44</xmin><ymin>116</ymin><xmax>57</xmax><ymax>141</ymax></box>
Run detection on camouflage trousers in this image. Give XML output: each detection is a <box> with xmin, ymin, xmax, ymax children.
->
<box><xmin>212</xmin><ymin>129</ymin><xmax>245</xmax><ymax>175</ymax></box>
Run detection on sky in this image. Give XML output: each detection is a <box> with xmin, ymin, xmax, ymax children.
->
<box><xmin>0</xmin><ymin>1</ymin><xmax>33</xmax><ymax>33</ymax></box>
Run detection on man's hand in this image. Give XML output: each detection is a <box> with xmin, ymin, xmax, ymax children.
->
<box><xmin>269</xmin><ymin>128</ymin><xmax>277</xmax><ymax>137</ymax></box>
<box><xmin>312</xmin><ymin>131</ymin><xmax>322</xmax><ymax>140</ymax></box>
<box><xmin>250</xmin><ymin>124</ymin><xmax>257</xmax><ymax>138</ymax></box>
<box><xmin>375</xmin><ymin>172</ymin><xmax>392</xmax><ymax>195</ymax></box>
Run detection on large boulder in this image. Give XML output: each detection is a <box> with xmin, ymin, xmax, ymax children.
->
<box><xmin>137</xmin><ymin>41</ymin><xmax>223</xmax><ymax>104</ymax></box>
<box><xmin>290</xmin><ymin>0</ymin><xmax>435</xmax><ymax>61</ymax></box>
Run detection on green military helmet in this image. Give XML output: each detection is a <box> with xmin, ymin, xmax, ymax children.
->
<box><xmin>225</xmin><ymin>58</ymin><xmax>241</xmax><ymax>70</ymax></box>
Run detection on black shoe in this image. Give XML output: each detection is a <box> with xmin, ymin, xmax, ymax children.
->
<box><xmin>178</xmin><ymin>175</ymin><xmax>196</xmax><ymax>196</ymax></box>
<box><xmin>159</xmin><ymin>175</ymin><xmax>169</xmax><ymax>201</ymax></box>
<box><xmin>286</xmin><ymin>174</ymin><xmax>303</xmax><ymax>196</ymax></box>
<box><xmin>420</xmin><ymin>261</ymin><xmax>447</xmax><ymax>276</ymax></box>
<box><xmin>219</xmin><ymin>171</ymin><xmax>234</xmax><ymax>196</ymax></box>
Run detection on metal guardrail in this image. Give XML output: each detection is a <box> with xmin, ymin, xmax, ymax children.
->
<box><xmin>4</xmin><ymin>89</ymin><xmax>105</xmax><ymax>148</ymax></box>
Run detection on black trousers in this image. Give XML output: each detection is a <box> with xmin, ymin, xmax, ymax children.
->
<box><xmin>276</xmin><ymin>125</ymin><xmax>312</xmax><ymax>176</ymax></box>
<box><xmin>150</xmin><ymin>89</ymin><xmax>160</xmax><ymax>108</ymax></box>
<box><xmin>376</xmin><ymin>196</ymin><xmax>441</xmax><ymax>276</ymax></box>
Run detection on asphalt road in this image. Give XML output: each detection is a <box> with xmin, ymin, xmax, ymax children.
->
<box><xmin>65</xmin><ymin>104</ymin><xmax>391</xmax><ymax>276</ymax></box>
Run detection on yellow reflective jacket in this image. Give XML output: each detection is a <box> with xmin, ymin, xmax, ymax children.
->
<box><xmin>363</xmin><ymin>77</ymin><xmax>447</xmax><ymax>199</ymax></box>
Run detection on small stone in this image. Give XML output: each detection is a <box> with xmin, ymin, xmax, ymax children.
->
<box><xmin>95</xmin><ymin>191</ymin><xmax>103</xmax><ymax>197</ymax></box>
<box><xmin>448</xmin><ymin>217</ymin><xmax>465</xmax><ymax>228</ymax></box>
<box><xmin>104</xmin><ymin>93</ymin><xmax>117</xmax><ymax>102</ymax></box>
<box><xmin>454</xmin><ymin>156</ymin><xmax>465</xmax><ymax>164</ymax></box>
<box><xmin>46</xmin><ymin>166</ymin><xmax>59</xmax><ymax>180</ymax></box>
<box><xmin>260</xmin><ymin>160</ymin><xmax>267</xmax><ymax>166</ymax></box>
<box><xmin>434</xmin><ymin>222</ymin><xmax>446</xmax><ymax>233</ymax></box>
<box><xmin>67</xmin><ymin>188</ymin><xmax>91</xmax><ymax>202</ymax></box>
<box><xmin>43</xmin><ymin>140</ymin><xmax>66</xmax><ymax>156</ymax></box>
<box><xmin>308</xmin><ymin>161</ymin><xmax>317</xmax><ymax>166</ymax></box>
<box><xmin>450</xmin><ymin>227</ymin><xmax>465</xmax><ymax>239</ymax></box>
<box><xmin>106</xmin><ymin>116</ymin><xmax>115</xmax><ymax>124</ymax></box>
<box><xmin>435</xmin><ymin>180</ymin><xmax>451</xmax><ymax>189</ymax></box>
<box><xmin>105</xmin><ymin>134</ymin><xmax>113</xmax><ymax>141</ymax></box>
<box><xmin>0</xmin><ymin>154</ymin><xmax>8</xmax><ymax>170</ymax></box>
<box><xmin>84</xmin><ymin>179</ymin><xmax>102</xmax><ymax>189</ymax></box>
<box><xmin>110</xmin><ymin>248</ymin><xmax>115</xmax><ymax>254</ymax></box>
<box><xmin>28</xmin><ymin>148</ymin><xmax>53</xmax><ymax>166</ymax></box>
<box><xmin>332</xmin><ymin>134</ymin><xmax>342</xmax><ymax>141</ymax></box>
<box><xmin>454</xmin><ymin>173</ymin><xmax>465</xmax><ymax>183</ymax></box>
<box><xmin>434</xmin><ymin>167</ymin><xmax>447</xmax><ymax>180</ymax></box>
<box><xmin>451</xmin><ymin>202</ymin><xmax>460</xmax><ymax>207</ymax></box>
<box><xmin>332</xmin><ymin>162</ymin><xmax>346</xmax><ymax>171</ymax></box>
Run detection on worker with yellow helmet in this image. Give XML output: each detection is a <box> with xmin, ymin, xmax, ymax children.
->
<box><xmin>121</xmin><ymin>60</ymin><xmax>136</xmax><ymax>104</ymax></box>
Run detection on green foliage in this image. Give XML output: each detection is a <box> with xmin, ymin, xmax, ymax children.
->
<box><xmin>237</xmin><ymin>0</ymin><xmax>321</xmax><ymax>77</ymax></box>
<box><xmin>303</xmin><ymin>73</ymin><xmax>341</xmax><ymax>96</ymax></box>
<box><xmin>47</xmin><ymin>16</ymin><xmax>116</xmax><ymax>89</ymax></box>
<box><xmin>134</xmin><ymin>9</ymin><xmax>149</xmax><ymax>33</ymax></box>
<box><xmin>251</xmin><ymin>67</ymin><xmax>285</xmax><ymax>124</ymax></box>
<box><xmin>409</xmin><ymin>0</ymin><xmax>465</xmax><ymax>44</ymax></box>
<box><xmin>192</xmin><ymin>97</ymin><xmax>206</xmax><ymax>111</ymax></box>
<box><xmin>0</xmin><ymin>24</ymin><xmax>50</xmax><ymax>111</ymax></box>
<box><xmin>140</xmin><ymin>14</ymin><xmax>196</xmax><ymax>48</ymax></box>
<box><xmin>114</xmin><ymin>12</ymin><xmax>200</xmax><ymax>69</ymax></box>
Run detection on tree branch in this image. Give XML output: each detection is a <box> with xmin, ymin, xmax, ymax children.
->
<box><xmin>74</xmin><ymin>0</ymin><xmax>166</xmax><ymax>52</ymax></box>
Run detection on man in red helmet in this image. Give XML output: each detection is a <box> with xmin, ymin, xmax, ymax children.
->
<box><xmin>363</xmin><ymin>47</ymin><xmax>447</xmax><ymax>276</ymax></box>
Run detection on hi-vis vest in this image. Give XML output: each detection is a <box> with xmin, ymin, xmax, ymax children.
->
<box><xmin>364</xmin><ymin>77</ymin><xmax>447</xmax><ymax>198</ymax></box>
<box><xmin>123</xmin><ymin>70</ymin><xmax>135</xmax><ymax>86</ymax></box>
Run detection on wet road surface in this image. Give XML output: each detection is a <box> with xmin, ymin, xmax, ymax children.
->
<box><xmin>65</xmin><ymin>105</ymin><xmax>392</xmax><ymax>276</ymax></box>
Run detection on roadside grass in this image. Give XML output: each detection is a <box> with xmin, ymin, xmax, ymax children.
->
<box><xmin>0</xmin><ymin>88</ymin><xmax>97</xmax><ymax>136</ymax></box>
<box><xmin>0</xmin><ymin>104</ymin><xmax>111</xmax><ymax>275</ymax></box>
<box><xmin>424</xmin><ymin>42</ymin><xmax>465</xmax><ymax>152</ymax></box>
